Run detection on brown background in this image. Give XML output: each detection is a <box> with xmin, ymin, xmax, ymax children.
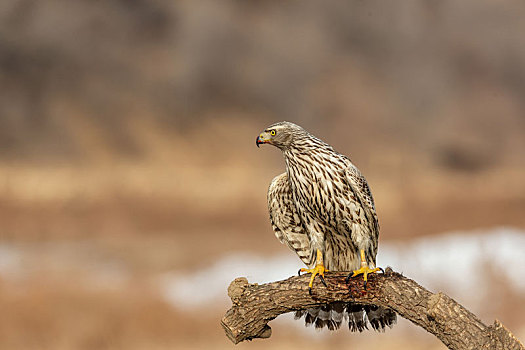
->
<box><xmin>0</xmin><ymin>1</ymin><xmax>524</xmax><ymax>349</ymax></box>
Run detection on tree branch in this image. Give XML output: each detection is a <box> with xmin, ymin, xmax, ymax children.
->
<box><xmin>221</xmin><ymin>268</ymin><xmax>524</xmax><ymax>349</ymax></box>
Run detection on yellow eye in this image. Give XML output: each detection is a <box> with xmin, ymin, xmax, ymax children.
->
<box><xmin>270</xmin><ymin>130</ymin><xmax>276</xmax><ymax>136</ymax></box>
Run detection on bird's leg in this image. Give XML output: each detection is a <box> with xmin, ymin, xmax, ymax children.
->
<box><xmin>298</xmin><ymin>249</ymin><xmax>329</xmax><ymax>294</ymax></box>
<box><xmin>346</xmin><ymin>249</ymin><xmax>382</xmax><ymax>289</ymax></box>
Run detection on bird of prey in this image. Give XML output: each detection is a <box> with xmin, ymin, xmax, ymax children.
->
<box><xmin>256</xmin><ymin>121</ymin><xmax>396</xmax><ymax>331</ymax></box>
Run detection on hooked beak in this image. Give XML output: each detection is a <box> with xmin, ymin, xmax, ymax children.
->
<box><xmin>256</xmin><ymin>135</ymin><xmax>266</xmax><ymax>148</ymax></box>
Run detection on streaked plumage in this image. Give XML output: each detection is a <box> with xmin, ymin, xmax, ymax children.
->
<box><xmin>257</xmin><ymin>121</ymin><xmax>396</xmax><ymax>331</ymax></box>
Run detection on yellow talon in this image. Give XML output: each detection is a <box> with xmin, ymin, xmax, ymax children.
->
<box><xmin>351</xmin><ymin>265</ymin><xmax>382</xmax><ymax>282</ymax></box>
<box><xmin>348</xmin><ymin>249</ymin><xmax>382</xmax><ymax>289</ymax></box>
<box><xmin>299</xmin><ymin>249</ymin><xmax>329</xmax><ymax>294</ymax></box>
<box><xmin>300</xmin><ymin>264</ymin><xmax>328</xmax><ymax>289</ymax></box>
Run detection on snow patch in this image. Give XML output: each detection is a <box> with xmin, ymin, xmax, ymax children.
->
<box><xmin>160</xmin><ymin>227</ymin><xmax>525</xmax><ymax>312</ymax></box>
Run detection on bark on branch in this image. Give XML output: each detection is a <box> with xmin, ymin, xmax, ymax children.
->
<box><xmin>221</xmin><ymin>268</ymin><xmax>524</xmax><ymax>349</ymax></box>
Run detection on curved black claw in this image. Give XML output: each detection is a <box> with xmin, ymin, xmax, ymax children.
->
<box><xmin>345</xmin><ymin>273</ymin><xmax>352</xmax><ymax>284</ymax></box>
<box><xmin>319</xmin><ymin>274</ymin><xmax>327</xmax><ymax>287</ymax></box>
<box><xmin>378</xmin><ymin>267</ymin><xmax>385</xmax><ymax>273</ymax></box>
<box><xmin>298</xmin><ymin>269</ymin><xmax>302</xmax><ymax>276</ymax></box>
<box><xmin>308</xmin><ymin>287</ymin><xmax>312</xmax><ymax>295</ymax></box>
<box><xmin>363</xmin><ymin>279</ymin><xmax>367</xmax><ymax>290</ymax></box>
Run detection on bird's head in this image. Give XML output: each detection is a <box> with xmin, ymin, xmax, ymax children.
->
<box><xmin>256</xmin><ymin>121</ymin><xmax>304</xmax><ymax>150</ymax></box>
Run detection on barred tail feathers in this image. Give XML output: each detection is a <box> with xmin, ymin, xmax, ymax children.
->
<box><xmin>294</xmin><ymin>302</ymin><xmax>396</xmax><ymax>332</ymax></box>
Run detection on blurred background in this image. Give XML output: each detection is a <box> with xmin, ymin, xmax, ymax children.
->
<box><xmin>1</xmin><ymin>0</ymin><xmax>524</xmax><ymax>349</ymax></box>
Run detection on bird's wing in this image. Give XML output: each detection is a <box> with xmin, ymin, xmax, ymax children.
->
<box><xmin>345</xmin><ymin>163</ymin><xmax>380</xmax><ymax>247</ymax></box>
<box><xmin>268</xmin><ymin>173</ymin><xmax>314</xmax><ymax>267</ymax></box>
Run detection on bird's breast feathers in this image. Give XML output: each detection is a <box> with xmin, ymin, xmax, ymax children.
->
<box><xmin>287</xmin><ymin>159</ymin><xmax>353</xmax><ymax>221</ymax></box>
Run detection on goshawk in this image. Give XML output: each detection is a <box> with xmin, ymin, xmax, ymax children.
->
<box><xmin>256</xmin><ymin>121</ymin><xmax>396</xmax><ymax>331</ymax></box>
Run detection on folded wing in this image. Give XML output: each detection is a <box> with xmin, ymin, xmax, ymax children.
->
<box><xmin>267</xmin><ymin>173</ymin><xmax>314</xmax><ymax>267</ymax></box>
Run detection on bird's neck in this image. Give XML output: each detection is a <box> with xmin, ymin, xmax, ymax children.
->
<box><xmin>282</xmin><ymin>138</ymin><xmax>333</xmax><ymax>160</ymax></box>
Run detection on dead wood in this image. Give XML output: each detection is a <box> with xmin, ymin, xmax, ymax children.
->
<box><xmin>221</xmin><ymin>268</ymin><xmax>524</xmax><ymax>349</ymax></box>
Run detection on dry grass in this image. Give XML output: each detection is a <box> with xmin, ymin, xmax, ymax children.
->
<box><xmin>1</xmin><ymin>0</ymin><xmax>525</xmax><ymax>347</ymax></box>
